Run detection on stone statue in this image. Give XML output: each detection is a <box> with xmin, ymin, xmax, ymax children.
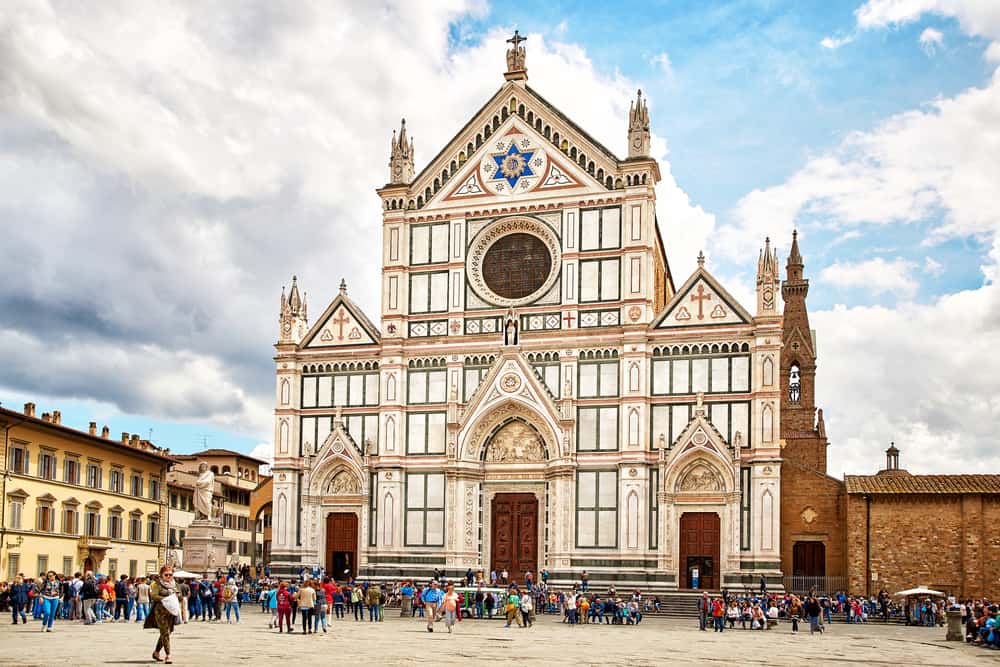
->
<box><xmin>327</xmin><ymin>471</ymin><xmax>360</xmax><ymax>495</ymax></box>
<box><xmin>506</xmin><ymin>30</ymin><xmax>527</xmax><ymax>71</ymax></box>
<box><xmin>194</xmin><ymin>462</ymin><xmax>216</xmax><ymax>521</ymax></box>
<box><xmin>677</xmin><ymin>464</ymin><xmax>723</xmax><ymax>492</ymax></box>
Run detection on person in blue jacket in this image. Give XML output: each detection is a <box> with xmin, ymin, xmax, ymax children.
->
<box><xmin>421</xmin><ymin>580</ymin><xmax>443</xmax><ymax>633</ymax></box>
<box><xmin>10</xmin><ymin>575</ymin><xmax>29</xmax><ymax>624</ymax></box>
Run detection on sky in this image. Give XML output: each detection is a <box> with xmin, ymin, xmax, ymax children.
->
<box><xmin>1</xmin><ymin>0</ymin><xmax>998</xmax><ymax>477</ymax></box>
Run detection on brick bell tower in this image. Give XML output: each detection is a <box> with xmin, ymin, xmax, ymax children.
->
<box><xmin>780</xmin><ymin>230</ymin><xmax>827</xmax><ymax>473</ymax></box>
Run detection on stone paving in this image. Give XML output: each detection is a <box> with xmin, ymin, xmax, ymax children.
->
<box><xmin>0</xmin><ymin>610</ymin><xmax>995</xmax><ymax>666</ymax></box>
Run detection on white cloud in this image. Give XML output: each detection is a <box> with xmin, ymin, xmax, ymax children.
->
<box><xmin>815</xmin><ymin>284</ymin><xmax>1000</xmax><ymax>476</ymax></box>
<box><xmin>249</xmin><ymin>442</ymin><xmax>273</xmax><ymax>476</ymax></box>
<box><xmin>650</xmin><ymin>51</ymin><xmax>674</xmax><ymax>77</ymax></box>
<box><xmin>855</xmin><ymin>0</ymin><xmax>1000</xmax><ymax>41</ymax></box>
<box><xmin>0</xmin><ymin>3</ymin><xmax>711</xmax><ymax>448</ymax></box>
<box><xmin>820</xmin><ymin>34</ymin><xmax>856</xmax><ymax>49</ymax></box>
<box><xmin>924</xmin><ymin>256</ymin><xmax>945</xmax><ymax>276</ymax></box>
<box><xmin>987</xmin><ymin>41</ymin><xmax>1000</xmax><ymax>61</ymax></box>
<box><xmin>819</xmin><ymin>257</ymin><xmax>919</xmax><ymax>297</ymax></box>
<box><xmin>919</xmin><ymin>27</ymin><xmax>944</xmax><ymax>54</ymax></box>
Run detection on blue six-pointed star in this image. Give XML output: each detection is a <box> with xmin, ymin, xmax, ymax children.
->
<box><xmin>493</xmin><ymin>143</ymin><xmax>535</xmax><ymax>188</ymax></box>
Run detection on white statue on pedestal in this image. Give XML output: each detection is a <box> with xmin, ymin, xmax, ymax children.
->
<box><xmin>194</xmin><ymin>462</ymin><xmax>216</xmax><ymax>522</ymax></box>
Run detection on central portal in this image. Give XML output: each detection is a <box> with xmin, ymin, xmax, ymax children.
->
<box><xmin>325</xmin><ymin>512</ymin><xmax>358</xmax><ymax>580</ymax></box>
<box><xmin>679</xmin><ymin>512</ymin><xmax>720</xmax><ymax>590</ymax></box>
<box><xmin>491</xmin><ymin>493</ymin><xmax>538</xmax><ymax>580</ymax></box>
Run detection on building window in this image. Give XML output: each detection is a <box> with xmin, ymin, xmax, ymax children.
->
<box><xmin>528</xmin><ymin>353</ymin><xmax>560</xmax><ymax>397</ymax></box>
<box><xmin>239</xmin><ymin>541</ymin><xmax>249</xmax><ymax>556</ymax></box>
<box><xmin>169</xmin><ymin>527</ymin><xmax>177</xmax><ymax>547</ymax></box>
<box><xmin>407</xmin><ymin>368</ymin><xmax>447</xmax><ymax>404</ymax></box>
<box><xmin>179</xmin><ymin>529</ymin><xmax>185</xmax><ymax>544</ymax></box>
<box><xmin>130</xmin><ymin>474</ymin><xmax>143</xmax><ymax>497</ymax></box>
<box><xmin>169</xmin><ymin>492</ymin><xmax>178</xmax><ymax>509</ymax></box>
<box><xmin>579</xmin><ymin>360</ymin><xmax>619</xmax><ymax>398</ymax></box>
<box><xmin>36</xmin><ymin>504</ymin><xmax>55</xmax><ymax>532</ymax></box>
<box><xmin>147</xmin><ymin>518</ymin><xmax>160</xmax><ymax>543</ymax></box>
<box><xmin>107</xmin><ymin>559</ymin><xmax>117</xmax><ymax>581</ymax></box>
<box><xmin>410</xmin><ymin>223</ymin><xmax>449</xmax><ymax>265</ymax></box>
<box><xmin>63</xmin><ymin>458</ymin><xmax>80</xmax><ymax>485</ymax></box>
<box><xmin>580</xmin><ymin>206</ymin><xmax>621</xmax><ymax>251</ymax></box>
<box><xmin>7</xmin><ymin>554</ymin><xmax>19</xmax><ymax>581</ymax></box>
<box><xmin>579</xmin><ymin>258</ymin><xmax>619</xmax><ymax>302</ymax></box>
<box><xmin>789</xmin><ymin>363</ymin><xmax>801</xmax><ymax>403</ymax></box>
<box><xmin>409</xmin><ymin>271</ymin><xmax>449</xmax><ymax>313</ymax></box>
<box><xmin>302</xmin><ymin>371</ymin><xmax>379</xmax><ymax>408</ymax></box>
<box><xmin>109</xmin><ymin>468</ymin><xmax>124</xmax><ymax>494</ymax></box>
<box><xmin>9</xmin><ymin>444</ymin><xmax>28</xmax><ymax>474</ymax></box>
<box><xmin>576</xmin><ymin>470</ymin><xmax>618</xmax><ymax>548</ymax></box>
<box><xmin>651</xmin><ymin>352</ymin><xmax>751</xmax><ymax>396</ymax></box>
<box><xmin>85</xmin><ymin>511</ymin><xmax>100</xmax><ymax>537</ymax></box>
<box><xmin>108</xmin><ymin>513</ymin><xmax>123</xmax><ymax>539</ymax></box>
<box><xmin>649</xmin><ymin>468</ymin><xmax>659</xmax><ymax>549</ymax></box>
<box><xmin>6</xmin><ymin>498</ymin><xmax>23</xmax><ymax>529</ymax></box>
<box><xmin>129</xmin><ymin>515</ymin><xmax>142</xmax><ymax>541</ymax></box>
<box><xmin>38</xmin><ymin>451</ymin><xmax>57</xmax><ymax>480</ymax></box>
<box><xmin>62</xmin><ymin>556</ymin><xmax>73</xmax><ymax>575</ymax></box>
<box><xmin>129</xmin><ymin>560</ymin><xmax>138</xmax><ymax>578</ymax></box>
<box><xmin>62</xmin><ymin>507</ymin><xmax>78</xmax><ymax>535</ymax></box>
<box><xmin>740</xmin><ymin>467</ymin><xmax>752</xmax><ymax>551</ymax></box>
<box><xmin>344</xmin><ymin>414</ymin><xmax>379</xmax><ymax>454</ymax></box>
<box><xmin>650</xmin><ymin>401</ymin><xmax>750</xmax><ymax>449</ymax></box>
<box><xmin>237</xmin><ymin>516</ymin><xmax>249</xmax><ymax>531</ymax></box>
<box><xmin>86</xmin><ymin>463</ymin><xmax>102</xmax><ymax>489</ymax></box>
<box><xmin>149</xmin><ymin>477</ymin><xmax>161</xmax><ymax>501</ymax></box>
<box><xmin>577</xmin><ymin>407</ymin><xmax>619</xmax><ymax>451</ymax></box>
<box><xmin>405</xmin><ymin>473</ymin><xmax>445</xmax><ymax>546</ymax></box>
<box><xmin>463</xmin><ymin>359</ymin><xmax>492</xmax><ymax>402</ymax></box>
<box><xmin>37</xmin><ymin>555</ymin><xmax>48</xmax><ymax>575</ymax></box>
<box><xmin>406</xmin><ymin>412</ymin><xmax>447</xmax><ymax>455</ymax></box>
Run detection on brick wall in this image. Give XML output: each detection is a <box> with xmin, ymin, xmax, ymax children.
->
<box><xmin>846</xmin><ymin>493</ymin><xmax>1000</xmax><ymax>598</ymax></box>
<box><xmin>779</xmin><ymin>458</ymin><xmax>847</xmax><ymax>579</ymax></box>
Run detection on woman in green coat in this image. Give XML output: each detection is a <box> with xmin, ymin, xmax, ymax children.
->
<box><xmin>145</xmin><ymin>565</ymin><xmax>177</xmax><ymax>663</ymax></box>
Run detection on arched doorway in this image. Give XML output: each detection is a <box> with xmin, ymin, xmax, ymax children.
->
<box><xmin>679</xmin><ymin>512</ymin><xmax>720</xmax><ymax>590</ymax></box>
<box><xmin>325</xmin><ymin>513</ymin><xmax>358</xmax><ymax>580</ymax></box>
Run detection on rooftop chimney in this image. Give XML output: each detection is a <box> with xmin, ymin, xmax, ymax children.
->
<box><xmin>101</xmin><ymin>425</ymin><xmax>110</xmax><ymax>439</ymax></box>
<box><xmin>24</xmin><ymin>402</ymin><xmax>36</xmax><ymax>418</ymax></box>
<box><xmin>89</xmin><ymin>422</ymin><xmax>97</xmax><ymax>436</ymax></box>
<box><xmin>41</xmin><ymin>412</ymin><xmax>51</xmax><ymax>422</ymax></box>
<box><xmin>130</xmin><ymin>434</ymin><xmax>140</xmax><ymax>448</ymax></box>
<box><xmin>121</xmin><ymin>432</ymin><xmax>129</xmax><ymax>444</ymax></box>
<box><xmin>52</xmin><ymin>410</ymin><xmax>61</xmax><ymax>425</ymax></box>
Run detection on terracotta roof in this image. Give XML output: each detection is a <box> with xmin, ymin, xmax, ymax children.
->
<box><xmin>845</xmin><ymin>473</ymin><xmax>1000</xmax><ymax>495</ymax></box>
<box><xmin>186</xmin><ymin>448</ymin><xmax>269</xmax><ymax>465</ymax></box>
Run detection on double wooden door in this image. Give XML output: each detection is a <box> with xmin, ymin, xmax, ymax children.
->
<box><xmin>793</xmin><ymin>541</ymin><xmax>826</xmax><ymax>576</ymax></box>
<box><xmin>491</xmin><ymin>493</ymin><xmax>538</xmax><ymax>580</ymax></box>
<box><xmin>679</xmin><ymin>512</ymin><xmax>720</xmax><ymax>590</ymax></box>
<box><xmin>325</xmin><ymin>512</ymin><xmax>358</xmax><ymax>580</ymax></box>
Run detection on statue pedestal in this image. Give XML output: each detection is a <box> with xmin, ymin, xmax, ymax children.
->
<box><xmin>181</xmin><ymin>520</ymin><xmax>228</xmax><ymax>576</ymax></box>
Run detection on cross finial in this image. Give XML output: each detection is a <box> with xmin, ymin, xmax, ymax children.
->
<box><xmin>697</xmin><ymin>250</ymin><xmax>705</xmax><ymax>268</ymax></box>
<box><xmin>339</xmin><ymin>278</ymin><xmax>347</xmax><ymax>295</ymax></box>
<box><xmin>507</xmin><ymin>29</ymin><xmax>526</xmax><ymax>49</ymax></box>
<box><xmin>505</xmin><ymin>29</ymin><xmax>528</xmax><ymax>80</ymax></box>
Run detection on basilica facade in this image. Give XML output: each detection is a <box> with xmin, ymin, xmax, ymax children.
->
<box><xmin>269</xmin><ymin>36</ymin><xmax>805</xmax><ymax>590</ymax></box>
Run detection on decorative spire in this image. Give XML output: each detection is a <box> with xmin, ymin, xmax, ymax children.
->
<box><xmin>756</xmin><ymin>236</ymin><xmax>780</xmax><ymax>316</ymax></box>
<box><xmin>628</xmin><ymin>88</ymin><xmax>650</xmax><ymax>158</ymax></box>
<box><xmin>278</xmin><ymin>275</ymin><xmax>308</xmax><ymax>344</ymax></box>
<box><xmin>339</xmin><ymin>278</ymin><xmax>347</xmax><ymax>296</ymax></box>
<box><xmin>697</xmin><ymin>250</ymin><xmax>705</xmax><ymax>268</ymax></box>
<box><xmin>288</xmin><ymin>275</ymin><xmax>301</xmax><ymax>315</ymax></box>
<box><xmin>504</xmin><ymin>29</ymin><xmax>528</xmax><ymax>81</ymax></box>
<box><xmin>388</xmin><ymin>118</ymin><xmax>414</xmax><ymax>184</ymax></box>
<box><xmin>786</xmin><ymin>229</ymin><xmax>805</xmax><ymax>282</ymax></box>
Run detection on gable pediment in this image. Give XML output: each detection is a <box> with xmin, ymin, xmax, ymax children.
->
<box><xmin>654</xmin><ymin>267</ymin><xmax>752</xmax><ymax>328</ymax></box>
<box><xmin>301</xmin><ymin>294</ymin><xmax>379</xmax><ymax>349</ymax></box>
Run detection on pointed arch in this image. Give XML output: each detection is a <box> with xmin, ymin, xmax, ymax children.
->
<box><xmin>386</xmin><ymin>373</ymin><xmax>397</xmax><ymax>401</ymax></box>
<box><xmin>385</xmin><ymin>416</ymin><xmax>396</xmax><ymax>452</ymax></box>
<box><xmin>276</xmin><ymin>493</ymin><xmax>288</xmax><ymax>546</ymax></box>
<box><xmin>382</xmin><ymin>492</ymin><xmax>395</xmax><ymax>546</ymax></box>
<box><xmin>278</xmin><ymin>419</ymin><xmax>289</xmax><ymax>454</ymax></box>
<box><xmin>761</xmin><ymin>404</ymin><xmax>774</xmax><ymax>443</ymax></box>
<box><xmin>761</xmin><ymin>489</ymin><xmax>774</xmax><ymax>550</ymax></box>
<box><xmin>628</xmin><ymin>407</ymin><xmax>640</xmax><ymax>447</ymax></box>
<box><xmin>280</xmin><ymin>379</ymin><xmax>290</xmax><ymax>405</ymax></box>
<box><xmin>762</xmin><ymin>356</ymin><xmax>774</xmax><ymax>386</ymax></box>
<box><xmin>628</xmin><ymin>362</ymin><xmax>640</xmax><ymax>392</ymax></box>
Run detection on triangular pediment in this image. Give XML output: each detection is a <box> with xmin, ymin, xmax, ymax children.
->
<box><xmin>402</xmin><ymin>81</ymin><xmax>628</xmax><ymax>211</ymax></box>
<box><xmin>308</xmin><ymin>421</ymin><xmax>366</xmax><ymax>497</ymax></box>
<box><xmin>662</xmin><ymin>400</ymin><xmax>737</xmax><ymax>491</ymax></box>
<box><xmin>301</xmin><ymin>293</ymin><xmax>380</xmax><ymax>349</ymax></box>
<box><xmin>654</xmin><ymin>267</ymin><xmax>752</xmax><ymax>328</ymax></box>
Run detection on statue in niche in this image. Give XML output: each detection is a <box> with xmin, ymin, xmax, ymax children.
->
<box><xmin>677</xmin><ymin>464</ymin><xmax>723</xmax><ymax>492</ymax></box>
<box><xmin>327</xmin><ymin>471</ymin><xmax>360</xmax><ymax>495</ymax></box>
<box><xmin>503</xmin><ymin>309</ymin><xmax>519</xmax><ymax>346</ymax></box>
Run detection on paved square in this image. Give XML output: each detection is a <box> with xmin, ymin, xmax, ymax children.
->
<box><xmin>0</xmin><ymin>612</ymin><xmax>992</xmax><ymax>666</ymax></box>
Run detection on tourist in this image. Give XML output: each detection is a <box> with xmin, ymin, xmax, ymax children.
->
<box><xmin>473</xmin><ymin>584</ymin><xmax>485</xmax><ymax>619</ymax></box>
<box><xmin>520</xmin><ymin>588</ymin><xmax>533</xmax><ymax>628</ymax></box>
<box><xmin>441</xmin><ymin>583</ymin><xmax>460</xmax><ymax>634</ymax></box>
<box><xmin>698</xmin><ymin>592</ymin><xmax>709</xmax><ymax>631</ymax></box>
<box><xmin>726</xmin><ymin>599</ymin><xmax>739</xmax><ymax>629</ymax></box>
<box><xmin>134</xmin><ymin>577</ymin><xmax>151</xmax><ymax>623</ymax></box>
<box><xmin>365</xmin><ymin>582</ymin><xmax>380</xmax><ymax>622</ymax></box>
<box><xmin>276</xmin><ymin>581</ymin><xmax>294</xmax><ymax>633</ymax></box>
<box><xmin>266</xmin><ymin>583</ymin><xmax>279</xmax><ymax>628</ymax></box>
<box><xmin>113</xmin><ymin>575</ymin><xmax>128</xmax><ymax>621</ymax></box>
<box><xmin>806</xmin><ymin>596</ymin><xmax>823</xmax><ymax>634</ymax></box>
<box><xmin>506</xmin><ymin>586</ymin><xmax>524</xmax><ymax>627</ymax></box>
<box><xmin>580</xmin><ymin>570</ymin><xmax>589</xmax><ymax>592</ymax></box>
<box><xmin>484</xmin><ymin>588</ymin><xmax>495</xmax><ymax>619</ymax></box>
<box><xmin>712</xmin><ymin>596</ymin><xmax>725</xmax><ymax>632</ymax></box>
<box><xmin>10</xmin><ymin>575</ymin><xmax>29</xmax><ymax>625</ymax></box>
<box><xmin>297</xmin><ymin>579</ymin><xmax>316</xmax><ymax>634</ymax></box>
<box><xmin>789</xmin><ymin>595</ymin><xmax>803</xmax><ymax>634</ymax></box>
<box><xmin>146</xmin><ymin>566</ymin><xmax>178</xmax><ymax>664</ymax></box>
<box><xmin>313</xmin><ymin>582</ymin><xmax>328</xmax><ymax>633</ymax></box>
<box><xmin>224</xmin><ymin>578</ymin><xmax>240</xmax><ymax>623</ymax></box>
<box><xmin>39</xmin><ymin>571</ymin><xmax>61</xmax><ymax>632</ymax></box>
<box><xmin>421</xmin><ymin>581</ymin><xmax>443</xmax><ymax>633</ymax></box>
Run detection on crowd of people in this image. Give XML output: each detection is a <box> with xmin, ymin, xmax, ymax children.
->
<box><xmin>962</xmin><ymin>599</ymin><xmax>1000</xmax><ymax>649</ymax></box>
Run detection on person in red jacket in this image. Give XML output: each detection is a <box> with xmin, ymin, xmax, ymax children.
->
<box><xmin>711</xmin><ymin>597</ymin><xmax>726</xmax><ymax>632</ymax></box>
<box><xmin>276</xmin><ymin>581</ymin><xmax>294</xmax><ymax>633</ymax></box>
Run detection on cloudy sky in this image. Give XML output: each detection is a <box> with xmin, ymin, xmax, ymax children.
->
<box><xmin>1</xmin><ymin>0</ymin><xmax>997</xmax><ymax>477</ymax></box>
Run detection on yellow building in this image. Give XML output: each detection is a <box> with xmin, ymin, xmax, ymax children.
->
<box><xmin>1</xmin><ymin>402</ymin><xmax>172</xmax><ymax>579</ymax></box>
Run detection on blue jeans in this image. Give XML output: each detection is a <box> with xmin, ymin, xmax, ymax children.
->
<box><xmin>94</xmin><ymin>600</ymin><xmax>106</xmax><ymax>622</ymax></box>
<box><xmin>368</xmin><ymin>604</ymin><xmax>377</xmax><ymax>621</ymax></box>
<box><xmin>136</xmin><ymin>602</ymin><xmax>150</xmax><ymax>621</ymax></box>
<box><xmin>42</xmin><ymin>598</ymin><xmax>60</xmax><ymax>629</ymax></box>
<box><xmin>225</xmin><ymin>601</ymin><xmax>240</xmax><ymax>622</ymax></box>
<box><xmin>313</xmin><ymin>607</ymin><xmax>327</xmax><ymax>631</ymax></box>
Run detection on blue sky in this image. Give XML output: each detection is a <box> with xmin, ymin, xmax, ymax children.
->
<box><xmin>1</xmin><ymin>0</ymin><xmax>998</xmax><ymax>475</ymax></box>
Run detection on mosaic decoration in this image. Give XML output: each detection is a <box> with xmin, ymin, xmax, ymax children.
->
<box><xmin>480</xmin><ymin>131</ymin><xmax>550</xmax><ymax>197</ymax></box>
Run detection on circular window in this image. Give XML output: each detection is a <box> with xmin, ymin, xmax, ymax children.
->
<box><xmin>467</xmin><ymin>217</ymin><xmax>562</xmax><ymax>307</ymax></box>
<box><xmin>482</xmin><ymin>233</ymin><xmax>552</xmax><ymax>300</ymax></box>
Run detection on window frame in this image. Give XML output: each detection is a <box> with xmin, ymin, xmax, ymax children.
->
<box><xmin>408</xmin><ymin>270</ymin><xmax>450</xmax><ymax>314</ymax></box>
<box><xmin>9</xmin><ymin>443</ymin><xmax>28</xmax><ymax>474</ymax></box>
<box><xmin>577</xmin><ymin>360</ymin><xmax>620</xmax><ymax>398</ymax></box>
<box><xmin>575</xmin><ymin>469</ymin><xmax>619</xmax><ymax>549</ymax></box>
<box><xmin>579</xmin><ymin>205</ymin><xmax>622</xmax><ymax>251</ymax></box>
<box><xmin>404</xmin><ymin>472</ymin><xmax>445</xmax><ymax>547</ymax></box>
<box><xmin>405</xmin><ymin>411</ymin><xmax>447</xmax><ymax>455</ymax></box>
<box><xmin>651</xmin><ymin>353</ymin><xmax>752</xmax><ymax>396</ymax></box>
<box><xmin>576</xmin><ymin>406</ymin><xmax>620</xmax><ymax>452</ymax></box>
<box><xmin>578</xmin><ymin>257</ymin><xmax>620</xmax><ymax>303</ymax></box>
<box><xmin>407</xmin><ymin>368</ymin><xmax>447</xmax><ymax>405</ymax></box>
<box><xmin>409</xmin><ymin>222</ymin><xmax>450</xmax><ymax>266</ymax></box>
<box><xmin>63</xmin><ymin>457</ymin><xmax>80</xmax><ymax>485</ymax></box>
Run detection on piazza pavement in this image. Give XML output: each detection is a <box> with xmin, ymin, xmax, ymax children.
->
<box><xmin>0</xmin><ymin>611</ymin><xmax>994</xmax><ymax>666</ymax></box>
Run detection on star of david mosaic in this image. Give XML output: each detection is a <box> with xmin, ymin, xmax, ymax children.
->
<box><xmin>492</xmin><ymin>143</ymin><xmax>535</xmax><ymax>188</ymax></box>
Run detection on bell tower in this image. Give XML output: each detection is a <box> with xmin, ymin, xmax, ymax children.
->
<box><xmin>278</xmin><ymin>275</ymin><xmax>309</xmax><ymax>345</ymax></box>
<box><xmin>627</xmin><ymin>89</ymin><xmax>650</xmax><ymax>158</ymax></box>
<box><xmin>388</xmin><ymin>119</ymin><xmax>414</xmax><ymax>185</ymax></box>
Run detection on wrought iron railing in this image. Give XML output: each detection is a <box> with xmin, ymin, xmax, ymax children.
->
<box><xmin>782</xmin><ymin>575</ymin><xmax>849</xmax><ymax>595</ymax></box>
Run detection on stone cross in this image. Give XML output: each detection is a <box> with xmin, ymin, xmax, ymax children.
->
<box><xmin>332</xmin><ymin>309</ymin><xmax>350</xmax><ymax>339</ymax></box>
<box><xmin>691</xmin><ymin>284</ymin><xmax>712</xmax><ymax>320</ymax></box>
